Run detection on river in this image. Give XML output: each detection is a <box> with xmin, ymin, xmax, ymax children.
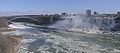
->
<box><xmin>7</xmin><ymin>22</ymin><xmax>120</xmax><ymax>53</ymax></box>
<box><xmin>7</xmin><ymin>15</ymin><xmax>120</xmax><ymax>53</ymax></box>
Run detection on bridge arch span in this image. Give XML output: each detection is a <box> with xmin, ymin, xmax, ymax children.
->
<box><xmin>8</xmin><ymin>17</ymin><xmax>40</xmax><ymax>24</ymax></box>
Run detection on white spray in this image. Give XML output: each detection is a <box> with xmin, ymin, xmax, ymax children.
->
<box><xmin>49</xmin><ymin>15</ymin><xmax>116</xmax><ymax>33</ymax></box>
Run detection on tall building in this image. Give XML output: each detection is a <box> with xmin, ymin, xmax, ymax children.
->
<box><xmin>86</xmin><ymin>9</ymin><xmax>91</xmax><ymax>16</ymax></box>
<box><xmin>94</xmin><ymin>11</ymin><xmax>99</xmax><ymax>15</ymax></box>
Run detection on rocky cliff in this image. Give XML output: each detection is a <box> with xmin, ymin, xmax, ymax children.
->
<box><xmin>112</xmin><ymin>16</ymin><xmax>120</xmax><ymax>31</ymax></box>
<box><xmin>0</xmin><ymin>17</ymin><xmax>9</xmax><ymax>28</ymax></box>
<box><xmin>0</xmin><ymin>17</ymin><xmax>21</xmax><ymax>53</ymax></box>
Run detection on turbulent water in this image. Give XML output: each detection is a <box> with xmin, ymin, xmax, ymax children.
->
<box><xmin>49</xmin><ymin>15</ymin><xmax>116</xmax><ymax>33</ymax></box>
<box><xmin>7</xmin><ymin>16</ymin><xmax>120</xmax><ymax>53</ymax></box>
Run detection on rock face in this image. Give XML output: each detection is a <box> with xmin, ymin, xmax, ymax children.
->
<box><xmin>115</xmin><ymin>16</ymin><xmax>120</xmax><ymax>23</ymax></box>
<box><xmin>0</xmin><ymin>17</ymin><xmax>14</xmax><ymax>32</ymax></box>
<box><xmin>0</xmin><ymin>17</ymin><xmax>22</xmax><ymax>53</ymax></box>
<box><xmin>112</xmin><ymin>23</ymin><xmax>120</xmax><ymax>31</ymax></box>
<box><xmin>112</xmin><ymin>16</ymin><xmax>120</xmax><ymax>31</ymax></box>
<box><xmin>0</xmin><ymin>34</ymin><xmax>21</xmax><ymax>53</ymax></box>
<box><xmin>0</xmin><ymin>17</ymin><xmax>9</xmax><ymax>28</ymax></box>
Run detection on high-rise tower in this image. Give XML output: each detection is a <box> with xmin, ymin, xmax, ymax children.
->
<box><xmin>86</xmin><ymin>9</ymin><xmax>91</xmax><ymax>16</ymax></box>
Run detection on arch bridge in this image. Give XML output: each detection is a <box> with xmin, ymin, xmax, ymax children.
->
<box><xmin>7</xmin><ymin>17</ymin><xmax>41</xmax><ymax>24</ymax></box>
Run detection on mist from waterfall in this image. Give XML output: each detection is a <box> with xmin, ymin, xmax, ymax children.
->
<box><xmin>49</xmin><ymin>15</ymin><xmax>116</xmax><ymax>33</ymax></box>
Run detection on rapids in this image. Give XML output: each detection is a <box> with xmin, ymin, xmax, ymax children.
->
<box><xmin>6</xmin><ymin>15</ymin><xmax>120</xmax><ymax>53</ymax></box>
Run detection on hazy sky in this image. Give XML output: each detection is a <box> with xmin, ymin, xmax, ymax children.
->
<box><xmin>0</xmin><ymin>0</ymin><xmax>120</xmax><ymax>15</ymax></box>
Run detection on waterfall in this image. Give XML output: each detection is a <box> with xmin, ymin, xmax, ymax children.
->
<box><xmin>49</xmin><ymin>15</ymin><xmax>116</xmax><ymax>33</ymax></box>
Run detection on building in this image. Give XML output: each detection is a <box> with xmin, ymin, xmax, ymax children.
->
<box><xmin>62</xmin><ymin>13</ymin><xmax>67</xmax><ymax>16</ymax></box>
<box><xmin>86</xmin><ymin>9</ymin><xmax>91</xmax><ymax>16</ymax></box>
<box><xmin>94</xmin><ymin>11</ymin><xmax>99</xmax><ymax>15</ymax></box>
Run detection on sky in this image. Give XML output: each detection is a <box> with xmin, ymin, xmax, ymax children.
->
<box><xmin>0</xmin><ymin>0</ymin><xmax>120</xmax><ymax>15</ymax></box>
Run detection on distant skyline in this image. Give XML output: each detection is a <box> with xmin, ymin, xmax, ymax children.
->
<box><xmin>0</xmin><ymin>0</ymin><xmax>120</xmax><ymax>16</ymax></box>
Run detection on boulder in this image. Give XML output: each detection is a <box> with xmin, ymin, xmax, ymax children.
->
<box><xmin>112</xmin><ymin>23</ymin><xmax>120</xmax><ymax>31</ymax></box>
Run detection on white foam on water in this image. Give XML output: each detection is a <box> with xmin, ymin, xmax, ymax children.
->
<box><xmin>49</xmin><ymin>15</ymin><xmax>116</xmax><ymax>33</ymax></box>
<box><xmin>9</xmin><ymin>22</ymin><xmax>33</xmax><ymax>29</ymax></box>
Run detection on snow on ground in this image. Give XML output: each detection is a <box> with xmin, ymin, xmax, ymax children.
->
<box><xmin>9</xmin><ymin>22</ymin><xmax>33</xmax><ymax>29</ymax></box>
